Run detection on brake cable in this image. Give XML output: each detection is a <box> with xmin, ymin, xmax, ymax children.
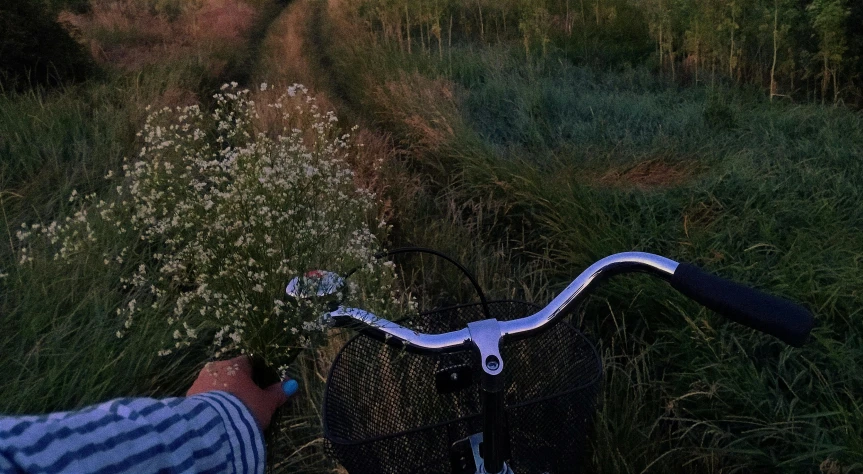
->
<box><xmin>344</xmin><ymin>246</ymin><xmax>493</xmax><ymax>322</ymax></box>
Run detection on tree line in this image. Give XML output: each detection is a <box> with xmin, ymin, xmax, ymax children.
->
<box><xmin>347</xmin><ymin>0</ymin><xmax>863</xmax><ymax>106</ymax></box>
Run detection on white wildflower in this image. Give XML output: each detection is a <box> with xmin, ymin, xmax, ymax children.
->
<box><xmin>17</xmin><ymin>83</ymin><xmax>410</xmax><ymax>372</ymax></box>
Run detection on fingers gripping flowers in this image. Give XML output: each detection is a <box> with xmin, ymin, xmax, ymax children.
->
<box><xmin>16</xmin><ymin>83</ymin><xmax>412</xmax><ymax>374</ymax></box>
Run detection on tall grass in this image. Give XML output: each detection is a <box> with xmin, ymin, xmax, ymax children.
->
<box><xmin>451</xmin><ymin>75</ymin><xmax>863</xmax><ymax>471</ymax></box>
<box><xmin>0</xmin><ymin>0</ymin><xmax>285</xmax><ymax>416</ymax></box>
<box><xmin>0</xmin><ymin>76</ymin><xmax>201</xmax><ymax>419</ymax></box>
<box><xmin>4</xmin><ymin>0</ymin><xmax>863</xmax><ymax>471</ymax></box>
<box><xmin>307</xmin><ymin>1</ymin><xmax>863</xmax><ymax>469</ymax></box>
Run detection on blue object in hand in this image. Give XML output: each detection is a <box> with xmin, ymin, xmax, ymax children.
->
<box><xmin>282</xmin><ymin>379</ymin><xmax>299</xmax><ymax>397</ymax></box>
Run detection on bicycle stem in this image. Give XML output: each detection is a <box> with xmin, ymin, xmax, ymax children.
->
<box><xmin>481</xmin><ymin>388</ymin><xmax>509</xmax><ymax>474</ymax></box>
<box><xmin>467</xmin><ymin>319</ymin><xmax>508</xmax><ymax>474</ymax></box>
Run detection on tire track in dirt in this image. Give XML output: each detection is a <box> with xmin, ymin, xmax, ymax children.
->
<box><xmin>251</xmin><ymin>0</ymin><xmax>352</xmax><ymax>114</ymax></box>
<box><xmin>251</xmin><ymin>0</ymin><xmax>316</xmax><ymax>87</ymax></box>
<box><xmin>254</xmin><ymin>0</ymin><xmax>400</xmax><ymax>213</ymax></box>
<box><xmin>213</xmin><ymin>0</ymin><xmax>289</xmax><ymax>89</ymax></box>
<box><xmin>250</xmin><ymin>5</ymin><xmax>398</xmax><ymax>473</ymax></box>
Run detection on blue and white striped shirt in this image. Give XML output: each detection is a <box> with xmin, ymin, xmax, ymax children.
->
<box><xmin>0</xmin><ymin>392</ymin><xmax>265</xmax><ymax>474</ymax></box>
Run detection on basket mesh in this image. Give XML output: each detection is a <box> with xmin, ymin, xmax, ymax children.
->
<box><xmin>323</xmin><ymin>301</ymin><xmax>602</xmax><ymax>474</ymax></box>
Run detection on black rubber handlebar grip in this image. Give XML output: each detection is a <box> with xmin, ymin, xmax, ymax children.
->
<box><xmin>670</xmin><ymin>263</ymin><xmax>814</xmax><ymax>347</ymax></box>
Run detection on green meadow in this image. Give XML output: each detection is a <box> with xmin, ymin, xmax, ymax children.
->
<box><xmin>3</xmin><ymin>0</ymin><xmax>863</xmax><ymax>471</ymax></box>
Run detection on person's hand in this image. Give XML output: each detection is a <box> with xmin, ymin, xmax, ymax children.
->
<box><xmin>186</xmin><ymin>355</ymin><xmax>298</xmax><ymax>430</ymax></box>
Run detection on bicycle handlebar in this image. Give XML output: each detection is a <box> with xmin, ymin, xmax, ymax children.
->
<box><xmin>325</xmin><ymin>306</ymin><xmax>472</xmax><ymax>352</ymax></box>
<box><xmin>323</xmin><ymin>252</ymin><xmax>815</xmax><ymax>351</ymax></box>
<box><xmin>670</xmin><ymin>263</ymin><xmax>813</xmax><ymax>346</ymax></box>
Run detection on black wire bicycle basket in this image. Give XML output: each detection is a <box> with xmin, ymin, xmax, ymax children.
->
<box><xmin>322</xmin><ymin>300</ymin><xmax>603</xmax><ymax>473</ymax></box>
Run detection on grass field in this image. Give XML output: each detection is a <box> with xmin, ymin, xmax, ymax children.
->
<box><xmin>3</xmin><ymin>0</ymin><xmax>863</xmax><ymax>472</ymax></box>
<box><xmin>306</xmin><ymin>0</ymin><xmax>863</xmax><ymax>470</ymax></box>
<box><xmin>0</xmin><ymin>0</ymin><xmax>284</xmax><ymax>434</ymax></box>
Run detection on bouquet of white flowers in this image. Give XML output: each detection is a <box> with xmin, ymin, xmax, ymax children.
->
<box><xmin>17</xmin><ymin>83</ymin><xmax>408</xmax><ymax>376</ymax></box>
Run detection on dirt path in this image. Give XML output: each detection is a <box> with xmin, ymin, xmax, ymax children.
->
<box><xmin>252</xmin><ymin>0</ymin><xmax>348</xmax><ymax>115</ymax></box>
<box><xmin>215</xmin><ymin>0</ymin><xmax>288</xmax><ymax>88</ymax></box>
<box><xmin>254</xmin><ymin>0</ymin><xmax>392</xmax><ymax>122</ymax></box>
<box><xmin>252</xmin><ymin>0</ymin><xmax>316</xmax><ymax>87</ymax></box>
<box><xmin>248</xmin><ymin>6</ymin><xmax>396</xmax><ymax>472</ymax></box>
<box><xmin>255</xmin><ymin>0</ymin><xmax>398</xmax><ymax>207</ymax></box>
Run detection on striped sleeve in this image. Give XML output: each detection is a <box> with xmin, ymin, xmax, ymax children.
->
<box><xmin>0</xmin><ymin>392</ymin><xmax>265</xmax><ymax>474</ymax></box>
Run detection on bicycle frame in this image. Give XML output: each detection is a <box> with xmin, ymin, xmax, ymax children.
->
<box><xmin>321</xmin><ymin>253</ymin><xmax>675</xmax><ymax>473</ymax></box>
<box><xmin>293</xmin><ymin>251</ymin><xmax>814</xmax><ymax>474</ymax></box>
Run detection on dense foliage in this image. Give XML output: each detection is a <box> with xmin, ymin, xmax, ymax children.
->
<box><xmin>309</xmin><ymin>0</ymin><xmax>863</xmax><ymax>469</ymax></box>
<box><xmin>346</xmin><ymin>0</ymin><xmax>863</xmax><ymax>105</ymax></box>
<box><xmin>0</xmin><ymin>1</ymin><xmax>95</xmax><ymax>91</ymax></box>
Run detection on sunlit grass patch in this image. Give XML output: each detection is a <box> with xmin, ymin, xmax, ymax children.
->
<box><xmin>59</xmin><ymin>0</ymin><xmax>259</xmax><ymax>73</ymax></box>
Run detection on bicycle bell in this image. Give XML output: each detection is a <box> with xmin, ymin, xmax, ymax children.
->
<box><xmin>286</xmin><ymin>270</ymin><xmax>345</xmax><ymax>298</ymax></box>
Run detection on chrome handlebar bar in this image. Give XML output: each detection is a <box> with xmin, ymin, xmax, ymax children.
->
<box><xmin>324</xmin><ymin>252</ymin><xmax>679</xmax><ymax>353</ymax></box>
<box><xmin>323</xmin><ymin>306</ymin><xmax>473</xmax><ymax>352</ymax></box>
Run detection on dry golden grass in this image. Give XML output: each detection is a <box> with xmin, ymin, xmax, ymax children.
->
<box><xmin>59</xmin><ymin>0</ymin><xmax>257</xmax><ymax>73</ymax></box>
<box><xmin>253</xmin><ymin>0</ymin><xmax>316</xmax><ymax>88</ymax></box>
<box><xmin>596</xmin><ymin>156</ymin><xmax>699</xmax><ymax>189</ymax></box>
<box><xmin>373</xmin><ymin>73</ymin><xmax>461</xmax><ymax>153</ymax></box>
<box><xmin>250</xmin><ymin>0</ymin><xmax>401</xmax><ymax>227</ymax></box>
<box><xmin>250</xmin><ymin>0</ymin><xmax>337</xmax><ymax>133</ymax></box>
